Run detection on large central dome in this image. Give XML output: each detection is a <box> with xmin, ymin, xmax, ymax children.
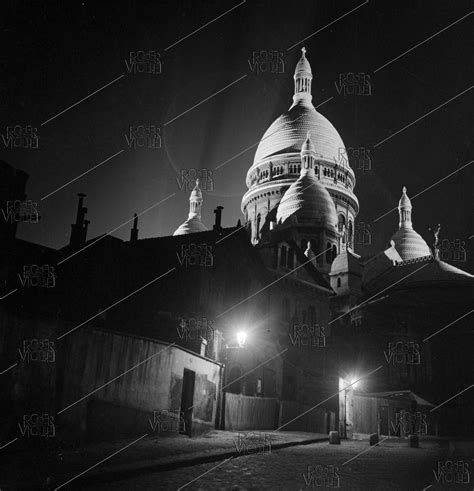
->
<box><xmin>252</xmin><ymin>101</ymin><xmax>347</xmax><ymax>167</ymax></box>
<box><xmin>242</xmin><ymin>47</ymin><xmax>359</xmax><ymax>248</ymax></box>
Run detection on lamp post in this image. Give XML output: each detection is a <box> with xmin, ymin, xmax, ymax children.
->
<box><xmin>344</xmin><ymin>377</ymin><xmax>359</xmax><ymax>439</ymax></box>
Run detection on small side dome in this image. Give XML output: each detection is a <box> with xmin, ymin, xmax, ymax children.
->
<box><xmin>276</xmin><ymin>172</ymin><xmax>337</xmax><ymax>228</ymax></box>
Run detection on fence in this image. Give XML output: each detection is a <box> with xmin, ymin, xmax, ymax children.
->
<box><xmin>224</xmin><ymin>393</ymin><xmax>279</xmax><ymax>430</ymax></box>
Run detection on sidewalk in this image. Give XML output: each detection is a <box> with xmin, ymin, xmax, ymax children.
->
<box><xmin>0</xmin><ymin>430</ymin><xmax>328</xmax><ymax>489</ymax></box>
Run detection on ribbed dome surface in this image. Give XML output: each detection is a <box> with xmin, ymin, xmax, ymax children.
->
<box><xmin>276</xmin><ymin>172</ymin><xmax>337</xmax><ymax>227</ymax></box>
<box><xmin>253</xmin><ymin>101</ymin><xmax>347</xmax><ymax>167</ymax></box>
<box><xmin>390</xmin><ymin>228</ymin><xmax>432</xmax><ymax>261</ymax></box>
<box><xmin>173</xmin><ymin>217</ymin><xmax>207</xmax><ymax>236</ymax></box>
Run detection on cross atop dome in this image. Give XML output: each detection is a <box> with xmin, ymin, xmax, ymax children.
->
<box><xmin>301</xmin><ymin>46</ymin><xmax>306</xmax><ymax>55</ymax></box>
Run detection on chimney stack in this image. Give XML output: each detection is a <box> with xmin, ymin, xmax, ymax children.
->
<box><xmin>213</xmin><ymin>206</ymin><xmax>223</xmax><ymax>231</ymax></box>
<box><xmin>69</xmin><ymin>193</ymin><xmax>89</xmax><ymax>248</ymax></box>
<box><xmin>130</xmin><ymin>213</ymin><xmax>139</xmax><ymax>243</ymax></box>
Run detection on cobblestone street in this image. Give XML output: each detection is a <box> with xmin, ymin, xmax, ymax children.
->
<box><xmin>80</xmin><ymin>439</ymin><xmax>468</xmax><ymax>490</ymax></box>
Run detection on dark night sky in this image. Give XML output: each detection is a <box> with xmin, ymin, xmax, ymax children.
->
<box><xmin>1</xmin><ymin>0</ymin><xmax>473</xmax><ymax>271</ymax></box>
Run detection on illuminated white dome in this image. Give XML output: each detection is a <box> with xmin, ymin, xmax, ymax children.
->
<box><xmin>252</xmin><ymin>101</ymin><xmax>347</xmax><ymax>167</ymax></box>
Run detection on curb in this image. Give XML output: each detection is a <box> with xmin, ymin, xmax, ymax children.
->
<box><xmin>22</xmin><ymin>436</ymin><xmax>328</xmax><ymax>489</ymax></box>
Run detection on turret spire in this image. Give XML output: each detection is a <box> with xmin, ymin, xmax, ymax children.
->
<box><xmin>300</xmin><ymin>132</ymin><xmax>316</xmax><ymax>175</ymax></box>
<box><xmin>293</xmin><ymin>47</ymin><xmax>313</xmax><ymax>105</ymax></box>
<box><xmin>398</xmin><ymin>186</ymin><xmax>413</xmax><ymax>229</ymax></box>
<box><xmin>188</xmin><ymin>178</ymin><xmax>203</xmax><ymax>220</ymax></box>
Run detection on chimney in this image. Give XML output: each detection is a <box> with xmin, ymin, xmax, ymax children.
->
<box><xmin>213</xmin><ymin>206</ymin><xmax>223</xmax><ymax>231</ymax></box>
<box><xmin>130</xmin><ymin>213</ymin><xmax>138</xmax><ymax>243</ymax></box>
<box><xmin>69</xmin><ymin>193</ymin><xmax>89</xmax><ymax>248</ymax></box>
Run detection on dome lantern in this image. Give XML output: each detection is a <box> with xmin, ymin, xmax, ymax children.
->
<box><xmin>293</xmin><ymin>47</ymin><xmax>313</xmax><ymax>106</ymax></box>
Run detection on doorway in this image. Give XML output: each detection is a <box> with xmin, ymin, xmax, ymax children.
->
<box><xmin>379</xmin><ymin>405</ymin><xmax>389</xmax><ymax>435</ymax></box>
<box><xmin>180</xmin><ymin>369</ymin><xmax>195</xmax><ymax>436</ymax></box>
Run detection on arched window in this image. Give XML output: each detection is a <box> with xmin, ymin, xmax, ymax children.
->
<box><xmin>280</xmin><ymin>246</ymin><xmax>287</xmax><ymax>267</ymax></box>
<box><xmin>337</xmin><ymin>277</ymin><xmax>341</xmax><ymax>288</ymax></box>
<box><xmin>287</xmin><ymin>248</ymin><xmax>294</xmax><ymax>268</ymax></box>
<box><xmin>326</xmin><ymin>242</ymin><xmax>332</xmax><ymax>263</ymax></box>
<box><xmin>332</xmin><ymin>244</ymin><xmax>337</xmax><ymax>260</ymax></box>
<box><xmin>338</xmin><ymin>214</ymin><xmax>346</xmax><ymax>233</ymax></box>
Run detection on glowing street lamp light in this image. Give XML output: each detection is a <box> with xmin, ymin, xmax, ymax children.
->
<box><xmin>349</xmin><ymin>378</ymin><xmax>359</xmax><ymax>389</ymax></box>
<box><xmin>236</xmin><ymin>331</ymin><xmax>247</xmax><ymax>347</ymax></box>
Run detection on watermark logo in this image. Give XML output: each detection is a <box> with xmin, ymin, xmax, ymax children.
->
<box><xmin>18</xmin><ymin>265</ymin><xmax>57</xmax><ymax>288</ymax></box>
<box><xmin>177</xmin><ymin>243</ymin><xmax>214</xmax><ymax>267</ymax></box>
<box><xmin>233</xmin><ymin>431</ymin><xmax>272</xmax><ymax>455</ymax></box>
<box><xmin>18</xmin><ymin>339</ymin><xmax>55</xmax><ymax>363</ymax></box>
<box><xmin>148</xmin><ymin>409</ymin><xmax>185</xmax><ymax>433</ymax></box>
<box><xmin>125</xmin><ymin>125</ymin><xmax>161</xmax><ymax>149</ymax></box>
<box><xmin>289</xmin><ymin>324</ymin><xmax>326</xmax><ymax>348</ymax></box>
<box><xmin>176</xmin><ymin>169</ymin><xmax>214</xmax><ymax>192</ymax></box>
<box><xmin>303</xmin><ymin>464</ymin><xmax>341</xmax><ymax>488</ymax></box>
<box><xmin>384</xmin><ymin>341</ymin><xmax>420</xmax><ymax>365</ymax></box>
<box><xmin>355</xmin><ymin>222</ymin><xmax>372</xmax><ymax>245</ymax></box>
<box><xmin>337</xmin><ymin>147</ymin><xmax>372</xmax><ymax>170</ymax></box>
<box><xmin>1</xmin><ymin>125</ymin><xmax>39</xmax><ymax>149</ymax></box>
<box><xmin>439</xmin><ymin>238</ymin><xmax>467</xmax><ymax>262</ymax></box>
<box><xmin>177</xmin><ymin>317</ymin><xmax>214</xmax><ymax>342</ymax></box>
<box><xmin>390</xmin><ymin>411</ymin><xmax>427</xmax><ymax>436</ymax></box>
<box><xmin>335</xmin><ymin>72</ymin><xmax>371</xmax><ymax>96</ymax></box>
<box><xmin>433</xmin><ymin>460</ymin><xmax>471</xmax><ymax>485</ymax></box>
<box><xmin>125</xmin><ymin>51</ymin><xmax>161</xmax><ymax>74</ymax></box>
<box><xmin>18</xmin><ymin>414</ymin><xmax>55</xmax><ymax>438</ymax></box>
<box><xmin>248</xmin><ymin>50</ymin><xmax>284</xmax><ymax>74</ymax></box>
<box><xmin>2</xmin><ymin>200</ymin><xmax>39</xmax><ymax>223</ymax></box>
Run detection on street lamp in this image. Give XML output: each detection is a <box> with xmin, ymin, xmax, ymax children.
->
<box><xmin>236</xmin><ymin>331</ymin><xmax>247</xmax><ymax>347</ymax></box>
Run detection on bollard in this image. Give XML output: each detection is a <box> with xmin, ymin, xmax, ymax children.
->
<box><xmin>329</xmin><ymin>431</ymin><xmax>340</xmax><ymax>444</ymax></box>
<box><xmin>369</xmin><ymin>433</ymin><xmax>379</xmax><ymax>446</ymax></box>
<box><xmin>408</xmin><ymin>434</ymin><xmax>419</xmax><ymax>447</ymax></box>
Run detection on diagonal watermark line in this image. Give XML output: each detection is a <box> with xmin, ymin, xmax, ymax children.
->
<box><xmin>430</xmin><ymin>384</ymin><xmax>474</xmax><ymax>413</ymax></box>
<box><xmin>40</xmin><ymin>150</ymin><xmax>124</xmax><ymax>200</ymax></box>
<box><xmin>315</xmin><ymin>96</ymin><xmax>334</xmax><ymax>109</ymax></box>
<box><xmin>187</xmin><ymin>348</ymin><xmax>288</xmax><ymax>412</ymax></box>
<box><xmin>215</xmin><ymin>247</ymin><xmax>332</xmax><ymax>319</ymax></box>
<box><xmin>374</xmin><ymin>11</ymin><xmax>473</xmax><ymax>73</ymax></box>
<box><xmin>215</xmin><ymin>114</ymin><xmax>306</xmax><ymax>170</ymax></box>
<box><xmin>58</xmin><ymin>344</ymin><xmax>175</xmax><ymax>414</ymax></box>
<box><xmin>422</xmin><ymin>485</ymin><xmax>433</xmax><ymax>491</ymax></box>
<box><xmin>57</xmin><ymin>267</ymin><xmax>176</xmax><ymax>340</ymax></box>
<box><xmin>41</xmin><ymin>75</ymin><xmax>124</xmax><ymax>126</ymax></box>
<box><xmin>58</xmin><ymin>193</ymin><xmax>176</xmax><ymax>265</ymax></box>
<box><xmin>0</xmin><ymin>288</ymin><xmax>18</xmax><ymax>300</ymax></box>
<box><xmin>214</xmin><ymin>95</ymin><xmax>333</xmax><ymax>171</ymax></box>
<box><xmin>164</xmin><ymin>0</ymin><xmax>246</xmax><ymax>51</ymax></box>
<box><xmin>215</xmin><ymin>226</ymin><xmax>245</xmax><ymax>244</ymax></box>
<box><xmin>54</xmin><ymin>433</ymin><xmax>148</xmax><ymax>490</ymax></box>
<box><xmin>177</xmin><ymin>456</ymin><xmax>234</xmax><ymax>490</ymax></box>
<box><xmin>287</xmin><ymin>1</ymin><xmax>369</xmax><ymax>51</ymax></box>
<box><xmin>342</xmin><ymin>436</ymin><xmax>390</xmax><ymax>466</ymax></box>
<box><xmin>0</xmin><ymin>363</ymin><xmax>17</xmax><ymax>375</ymax></box>
<box><xmin>274</xmin><ymin>366</ymin><xmax>384</xmax><ymax>432</ymax></box>
<box><xmin>373</xmin><ymin>86</ymin><xmax>473</xmax><ymax>148</ymax></box>
<box><xmin>329</xmin><ymin>263</ymin><xmax>430</xmax><ymax>325</ymax></box>
<box><xmin>422</xmin><ymin>310</ymin><xmax>473</xmax><ymax>343</ymax></box>
<box><xmin>0</xmin><ymin>437</ymin><xmax>18</xmax><ymax>450</ymax></box>
<box><xmin>220</xmin><ymin>348</ymin><xmax>288</xmax><ymax>394</ymax></box>
<box><xmin>373</xmin><ymin>160</ymin><xmax>473</xmax><ymax>222</ymax></box>
<box><xmin>164</xmin><ymin>75</ymin><xmax>247</xmax><ymax>126</ymax></box>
